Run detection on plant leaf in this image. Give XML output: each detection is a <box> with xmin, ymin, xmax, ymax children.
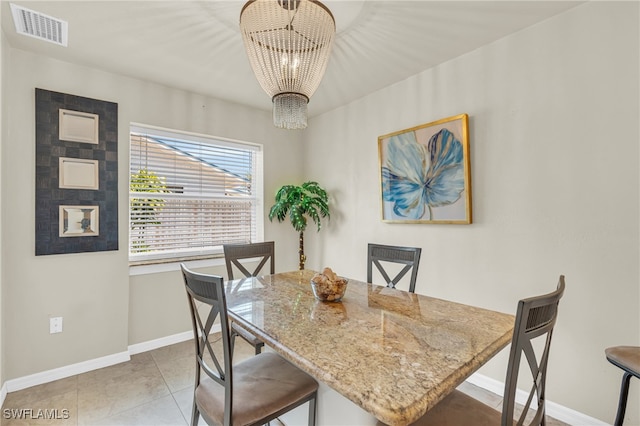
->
<box><xmin>269</xmin><ymin>181</ymin><xmax>329</xmax><ymax>232</ymax></box>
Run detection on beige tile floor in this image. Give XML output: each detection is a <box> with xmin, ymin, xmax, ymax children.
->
<box><xmin>2</xmin><ymin>336</ymin><xmax>568</xmax><ymax>426</ymax></box>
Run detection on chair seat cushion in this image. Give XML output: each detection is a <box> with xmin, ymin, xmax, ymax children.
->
<box><xmin>232</xmin><ymin>321</ymin><xmax>264</xmax><ymax>347</ymax></box>
<box><xmin>195</xmin><ymin>352</ymin><xmax>318</xmax><ymax>425</ymax></box>
<box><xmin>606</xmin><ymin>346</ymin><xmax>640</xmax><ymax>376</ymax></box>
<box><xmin>408</xmin><ymin>390</ymin><xmax>502</xmax><ymax>426</ymax></box>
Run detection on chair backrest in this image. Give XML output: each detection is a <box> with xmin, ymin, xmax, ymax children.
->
<box><xmin>367</xmin><ymin>243</ymin><xmax>422</xmax><ymax>293</ymax></box>
<box><xmin>181</xmin><ymin>264</ymin><xmax>234</xmax><ymax>426</ymax></box>
<box><xmin>501</xmin><ymin>275</ymin><xmax>566</xmax><ymax>426</ymax></box>
<box><xmin>223</xmin><ymin>241</ymin><xmax>275</xmax><ymax>280</ymax></box>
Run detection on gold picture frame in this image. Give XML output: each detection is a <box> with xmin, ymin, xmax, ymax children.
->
<box><xmin>378</xmin><ymin>113</ymin><xmax>472</xmax><ymax>224</ymax></box>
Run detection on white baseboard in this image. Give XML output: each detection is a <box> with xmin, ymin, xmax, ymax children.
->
<box><xmin>467</xmin><ymin>372</ymin><xmax>609</xmax><ymax>426</ymax></box>
<box><xmin>4</xmin><ymin>351</ymin><xmax>130</xmax><ymax>393</ymax></box>
<box><xmin>0</xmin><ymin>382</ymin><xmax>7</xmax><ymax>409</ymax></box>
<box><xmin>0</xmin><ymin>326</ymin><xmax>222</xmax><ymax>407</ymax></box>
<box><xmin>128</xmin><ymin>330</ymin><xmax>194</xmax><ymax>355</ymax></box>
<box><xmin>128</xmin><ymin>325</ymin><xmax>221</xmax><ymax>355</ymax></box>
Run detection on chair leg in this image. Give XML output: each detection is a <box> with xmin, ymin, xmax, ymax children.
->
<box><xmin>230</xmin><ymin>331</ymin><xmax>236</xmax><ymax>360</ymax></box>
<box><xmin>308</xmin><ymin>394</ymin><xmax>317</xmax><ymax>426</ymax></box>
<box><xmin>614</xmin><ymin>372</ymin><xmax>633</xmax><ymax>426</ymax></box>
<box><xmin>191</xmin><ymin>399</ymin><xmax>200</xmax><ymax>426</ymax></box>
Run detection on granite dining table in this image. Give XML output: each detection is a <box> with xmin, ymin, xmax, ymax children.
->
<box><xmin>224</xmin><ymin>270</ymin><xmax>515</xmax><ymax>426</ymax></box>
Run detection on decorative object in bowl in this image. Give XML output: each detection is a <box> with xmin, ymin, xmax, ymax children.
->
<box><xmin>311</xmin><ymin>267</ymin><xmax>348</xmax><ymax>302</ymax></box>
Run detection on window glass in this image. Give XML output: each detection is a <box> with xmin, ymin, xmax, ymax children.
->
<box><xmin>129</xmin><ymin>125</ymin><xmax>263</xmax><ymax>263</ymax></box>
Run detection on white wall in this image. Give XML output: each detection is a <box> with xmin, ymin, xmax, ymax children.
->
<box><xmin>1</xmin><ymin>1</ymin><xmax>638</xmax><ymax>424</ymax></box>
<box><xmin>304</xmin><ymin>2</ymin><xmax>639</xmax><ymax>424</ymax></box>
<box><xmin>1</xmin><ymin>48</ymin><xmax>304</xmax><ymax>379</ymax></box>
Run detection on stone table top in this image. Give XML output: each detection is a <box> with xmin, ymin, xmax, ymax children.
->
<box><xmin>225</xmin><ymin>270</ymin><xmax>514</xmax><ymax>426</ymax></box>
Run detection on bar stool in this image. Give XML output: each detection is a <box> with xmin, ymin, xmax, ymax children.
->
<box><xmin>605</xmin><ymin>346</ymin><xmax>640</xmax><ymax>425</ymax></box>
<box><xmin>401</xmin><ymin>276</ymin><xmax>565</xmax><ymax>426</ymax></box>
<box><xmin>223</xmin><ymin>241</ymin><xmax>275</xmax><ymax>355</ymax></box>
<box><xmin>180</xmin><ymin>264</ymin><xmax>318</xmax><ymax>426</ymax></box>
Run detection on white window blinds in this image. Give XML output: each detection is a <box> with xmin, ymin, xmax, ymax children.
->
<box><xmin>129</xmin><ymin>125</ymin><xmax>263</xmax><ymax>263</ymax></box>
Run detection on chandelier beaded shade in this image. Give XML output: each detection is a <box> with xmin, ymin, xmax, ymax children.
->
<box><xmin>240</xmin><ymin>0</ymin><xmax>335</xmax><ymax>130</ymax></box>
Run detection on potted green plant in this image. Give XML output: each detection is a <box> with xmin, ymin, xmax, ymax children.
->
<box><xmin>268</xmin><ymin>181</ymin><xmax>330</xmax><ymax>270</ymax></box>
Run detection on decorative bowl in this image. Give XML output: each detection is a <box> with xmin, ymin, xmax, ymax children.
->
<box><xmin>310</xmin><ymin>277</ymin><xmax>348</xmax><ymax>302</ymax></box>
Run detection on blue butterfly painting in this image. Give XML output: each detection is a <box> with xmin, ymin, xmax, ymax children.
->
<box><xmin>380</xmin><ymin>118</ymin><xmax>469</xmax><ymax>222</ymax></box>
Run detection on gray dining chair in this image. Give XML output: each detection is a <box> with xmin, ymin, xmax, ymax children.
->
<box><xmin>367</xmin><ymin>243</ymin><xmax>422</xmax><ymax>293</ymax></box>
<box><xmin>400</xmin><ymin>275</ymin><xmax>566</xmax><ymax>426</ymax></box>
<box><xmin>223</xmin><ymin>241</ymin><xmax>275</xmax><ymax>354</ymax></box>
<box><xmin>181</xmin><ymin>264</ymin><xmax>318</xmax><ymax>426</ymax></box>
<box><xmin>605</xmin><ymin>346</ymin><xmax>640</xmax><ymax>425</ymax></box>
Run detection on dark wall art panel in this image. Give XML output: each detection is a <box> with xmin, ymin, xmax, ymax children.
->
<box><xmin>35</xmin><ymin>88</ymin><xmax>118</xmax><ymax>255</ymax></box>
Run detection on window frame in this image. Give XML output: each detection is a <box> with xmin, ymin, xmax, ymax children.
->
<box><xmin>128</xmin><ymin>123</ymin><xmax>264</xmax><ymax>265</ymax></box>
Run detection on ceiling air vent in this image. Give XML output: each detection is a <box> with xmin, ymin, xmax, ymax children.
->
<box><xmin>10</xmin><ymin>3</ymin><xmax>68</xmax><ymax>47</ymax></box>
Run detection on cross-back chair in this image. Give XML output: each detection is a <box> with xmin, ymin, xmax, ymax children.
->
<box><xmin>408</xmin><ymin>275</ymin><xmax>566</xmax><ymax>426</ymax></box>
<box><xmin>367</xmin><ymin>243</ymin><xmax>422</xmax><ymax>293</ymax></box>
<box><xmin>224</xmin><ymin>241</ymin><xmax>275</xmax><ymax>280</ymax></box>
<box><xmin>223</xmin><ymin>241</ymin><xmax>275</xmax><ymax>355</ymax></box>
<box><xmin>181</xmin><ymin>264</ymin><xmax>318</xmax><ymax>426</ymax></box>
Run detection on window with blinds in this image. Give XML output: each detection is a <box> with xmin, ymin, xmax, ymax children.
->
<box><xmin>129</xmin><ymin>125</ymin><xmax>263</xmax><ymax>263</ymax></box>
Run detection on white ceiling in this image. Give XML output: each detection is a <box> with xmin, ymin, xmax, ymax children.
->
<box><xmin>2</xmin><ymin>0</ymin><xmax>582</xmax><ymax>117</ymax></box>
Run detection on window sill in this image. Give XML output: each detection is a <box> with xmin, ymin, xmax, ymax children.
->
<box><xmin>129</xmin><ymin>256</ymin><xmax>226</xmax><ymax>276</ymax></box>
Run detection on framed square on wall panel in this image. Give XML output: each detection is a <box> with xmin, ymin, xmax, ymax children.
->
<box><xmin>59</xmin><ymin>108</ymin><xmax>99</xmax><ymax>144</ymax></box>
<box><xmin>59</xmin><ymin>157</ymin><xmax>99</xmax><ymax>190</ymax></box>
<box><xmin>59</xmin><ymin>205</ymin><xmax>99</xmax><ymax>237</ymax></box>
<box><xmin>35</xmin><ymin>89</ymin><xmax>118</xmax><ymax>255</ymax></box>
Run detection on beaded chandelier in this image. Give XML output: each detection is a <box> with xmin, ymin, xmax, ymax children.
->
<box><xmin>240</xmin><ymin>0</ymin><xmax>335</xmax><ymax>130</ymax></box>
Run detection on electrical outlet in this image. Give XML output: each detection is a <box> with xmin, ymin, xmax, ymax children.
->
<box><xmin>50</xmin><ymin>316</ymin><xmax>63</xmax><ymax>334</ymax></box>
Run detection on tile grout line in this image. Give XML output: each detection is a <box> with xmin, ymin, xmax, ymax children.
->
<box><xmin>150</xmin><ymin>347</ymin><xmax>191</xmax><ymax>426</ymax></box>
